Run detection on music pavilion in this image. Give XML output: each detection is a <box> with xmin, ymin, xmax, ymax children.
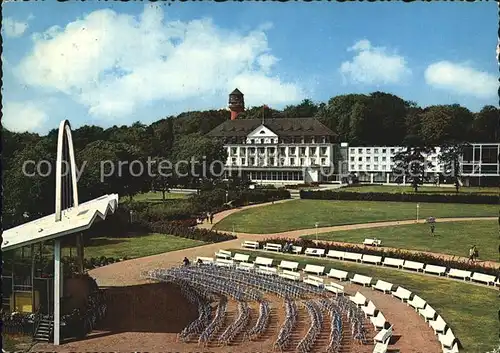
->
<box><xmin>2</xmin><ymin>120</ymin><xmax>119</xmax><ymax>345</ymax></box>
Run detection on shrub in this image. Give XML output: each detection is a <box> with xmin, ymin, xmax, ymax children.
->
<box><xmin>258</xmin><ymin>237</ymin><xmax>500</xmax><ymax>276</ymax></box>
<box><xmin>300</xmin><ymin>190</ymin><xmax>499</xmax><ymax>205</ymax></box>
<box><xmin>145</xmin><ymin>220</ymin><xmax>236</xmax><ymax>243</ymax></box>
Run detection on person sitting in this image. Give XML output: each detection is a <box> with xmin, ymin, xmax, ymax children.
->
<box><xmin>183</xmin><ymin>257</ymin><xmax>190</xmax><ymax>266</ymax></box>
<box><xmin>197</xmin><ymin>258</ymin><xmax>203</xmax><ymax>265</ymax></box>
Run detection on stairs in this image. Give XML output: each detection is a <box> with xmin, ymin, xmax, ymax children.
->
<box><xmin>288</xmin><ymin>189</ymin><xmax>301</xmax><ymax>199</ymax></box>
<box><xmin>33</xmin><ymin>318</ymin><xmax>53</xmax><ymax>342</ymax></box>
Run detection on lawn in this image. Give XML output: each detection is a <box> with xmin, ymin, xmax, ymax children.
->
<box><xmin>127</xmin><ymin>191</ymin><xmax>189</xmax><ymax>202</ymax></box>
<box><xmin>230</xmin><ymin>249</ymin><xmax>499</xmax><ymax>353</ymax></box>
<box><xmin>302</xmin><ymin>220</ymin><xmax>500</xmax><ymax>262</ymax></box>
<box><xmin>334</xmin><ymin>185</ymin><xmax>499</xmax><ymax>195</ymax></box>
<box><xmin>62</xmin><ymin>234</ymin><xmax>206</xmax><ymax>259</ymax></box>
<box><xmin>214</xmin><ymin>199</ymin><xmax>498</xmax><ymax>234</ymax></box>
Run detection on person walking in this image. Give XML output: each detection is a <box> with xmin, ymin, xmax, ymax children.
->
<box><xmin>468</xmin><ymin>246</ymin><xmax>475</xmax><ymax>263</ymax></box>
<box><xmin>430</xmin><ymin>224</ymin><xmax>435</xmax><ymax>236</ymax></box>
<box><xmin>473</xmin><ymin>245</ymin><xmax>479</xmax><ymax>262</ymax></box>
<box><xmin>183</xmin><ymin>257</ymin><xmax>190</xmax><ymax>266</ymax></box>
<box><xmin>209</xmin><ymin>213</ymin><xmax>214</xmax><ymax>224</ymax></box>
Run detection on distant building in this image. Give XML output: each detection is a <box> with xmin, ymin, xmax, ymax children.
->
<box><xmin>207</xmin><ymin>89</ymin><xmax>337</xmax><ymax>184</ymax></box>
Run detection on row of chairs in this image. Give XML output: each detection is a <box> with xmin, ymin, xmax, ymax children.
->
<box><xmin>245</xmin><ymin>300</ymin><xmax>271</xmax><ymax>341</ymax></box>
<box><xmin>274</xmin><ymin>299</ymin><xmax>298</xmax><ymax>351</ymax></box>
<box><xmin>177</xmin><ymin>281</ymin><xmax>212</xmax><ymax>342</ymax></box>
<box><xmin>319</xmin><ymin>299</ymin><xmax>343</xmax><ymax>353</ymax></box>
<box><xmin>198</xmin><ymin>296</ymin><xmax>228</xmax><ymax>346</ymax></box>
<box><xmin>296</xmin><ymin>300</ymin><xmax>323</xmax><ymax>353</ymax></box>
<box><xmin>218</xmin><ymin>300</ymin><xmax>250</xmax><ymax>346</ymax></box>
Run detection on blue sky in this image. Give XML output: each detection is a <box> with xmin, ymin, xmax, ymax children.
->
<box><xmin>2</xmin><ymin>1</ymin><xmax>498</xmax><ymax>134</ymax></box>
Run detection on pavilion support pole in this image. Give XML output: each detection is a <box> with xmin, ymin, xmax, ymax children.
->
<box><xmin>54</xmin><ymin>239</ymin><xmax>61</xmax><ymax>345</ymax></box>
<box><xmin>76</xmin><ymin>233</ymin><xmax>84</xmax><ymax>274</ymax></box>
<box><xmin>31</xmin><ymin>244</ymin><xmax>35</xmax><ymax>313</ymax></box>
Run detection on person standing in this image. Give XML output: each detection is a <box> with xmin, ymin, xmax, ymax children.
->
<box><xmin>209</xmin><ymin>213</ymin><xmax>214</xmax><ymax>224</ymax></box>
<box><xmin>468</xmin><ymin>246</ymin><xmax>475</xmax><ymax>263</ymax></box>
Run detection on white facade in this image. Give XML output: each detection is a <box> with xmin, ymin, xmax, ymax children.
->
<box><xmin>223</xmin><ymin>124</ymin><xmax>335</xmax><ymax>183</ymax></box>
<box><xmin>347</xmin><ymin>146</ymin><xmax>444</xmax><ymax>174</ymax></box>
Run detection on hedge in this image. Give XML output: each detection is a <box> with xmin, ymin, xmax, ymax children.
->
<box><xmin>300</xmin><ymin>190</ymin><xmax>499</xmax><ymax>205</ymax></box>
<box><xmin>258</xmin><ymin>238</ymin><xmax>500</xmax><ymax>277</ymax></box>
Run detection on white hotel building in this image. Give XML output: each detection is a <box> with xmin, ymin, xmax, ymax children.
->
<box><xmin>208</xmin><ymin>89</ymin><xmax>500</xmax><ymax>186</ymax></box>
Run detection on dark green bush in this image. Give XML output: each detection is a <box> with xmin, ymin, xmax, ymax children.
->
<box><xmin>300</xmin><ymin>190</ymin><xmax>499</xmax><ymax>205</ymax></box>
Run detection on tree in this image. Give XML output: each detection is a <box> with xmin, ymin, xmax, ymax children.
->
<box><xmin>392</xmin><ymin>143</ymin><xmax>436</xmax><ymax>192</ymax></box>
<box><xmin>283</xmin><ymin>99</ymin><xmax>319</xmax><ymax>118</ymax></box>
<box><xmin>439</xmin><ymin>143</ymin><xmax>469</xmax><ymax>193</ymax></box>
<box><xmin>472</xmin><ymin>105</ymin><xmax>500</xmax><ymax>142</ymax></box>
<box><xmin>420</xmin><ymin>105</ymin><xmax>474</xmax><ymax>145</ymax></box>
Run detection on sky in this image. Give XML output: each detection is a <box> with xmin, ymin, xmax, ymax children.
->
<box><xmin>2</xmin><ymin>1</ymin><xmax>499</xmax><ymax>134</ymax></box>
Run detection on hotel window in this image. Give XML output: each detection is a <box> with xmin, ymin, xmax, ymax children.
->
<box><xmin>358</xmin><ymin>157</ymin><xmax>363</xmax><ymax>161</ymax></box>
<box><xmin>358</xmin><ymin>148</ymin><xmax>362</xmax><ymax>153</ymax></box>
<box><xmin>241</xmin><ymin>158</ymin><xmax>246</xmax><ymax>165</ymax></box>
<box><xmin>251</xmin><ymin>139</ymin><xmax>255</xmax><ymax>144</ymax></box>
<box><xmin>310</xmin><ymin>147</ymin><xmax>317</xmax><ymax>155</ymax></box>
<box><xmin>382</xmin><ymin>156</ymin><xmax>386</xmax><ymax>161</ymax></box>
<box><xmin>374</xmin><ymin>148</ymin><xmax>379</xmax><ymax>153</ymax></box>
<box><xmin>269</xmin><ymin>147</ymin><xmax>275</xmax><ymax>154</ymax></box>
<box><xmin>366</xmin><ymin>157</ymin><xmax>371</xmax><ymax>162</ymax></box>
<box><xmin>300</xmin><ymin>158</ymin><xmax>305</xmax><ymax>165</ymax></box>
<box><xmin>322</xmin><ymin>136</ymin><xmax>326</xmax><ymax>143</ymax></box>
<box><xmin>382</xmin><ymin>165</ymin><xmax>386</xmax><ymax>170</ymax></box>
<box><xmin>390</xmin><ymin>148</ymin><xmax>395</xmax><ymax>153</ymax></box>
<box><xmin>280</xmin><ymin>147</ymin><xmax>286</xmax><ymax>155</ymax></box>
<box><xmin>351</xmin><ymin>164</ymin><xmax>355</xmax><ymax>170</ymax></box>
<box><xmin>374</xmin><ymin>156</ymin><xmax>379</xmax><ymax>162</ymax></box>
<box><xmin>270</xmin><ymin>158</ymin><xmax>275</xmax><ymax>165</ymax></box>
<box><xmin>231</xmin><ymin>148</ymin><xmax>237</xmax><ymax>155</ymax></box>
<box><xmin>374</xmin><ymin>165</ymin><xmax>379</xmax><ymax>170</ymax></box>
<box><xmin>350</xmin><ymin>148</ymin><xmax>355</xmax><ymax>153</ymax></box>
<box><xmin>231</xmin><ymin>158</ymin><xmax>237</xmax><ymax>165</ymax></box>
<box><xmin>382</xmin><ymin>148</ymin><xmax>386</xmax><ymax>153</ymax></box>
<box><xmin>350</xmin><ymin>157</ymin><xmax>355</xmax><ymax>162</ymax></box>
<box><xmin>366</xmin><ymin>149</ymin><xmax>371</xmax><ymax>154</ymax></box>
<box><xmin>321</xmin><ymin>158</ymin><xmax>326</xmax><ymax>165</ymax></box>
<box><xmin>290</xmin><ymin>147</ymin><xmax>296</xmax><ymax>154</ymax></box>
<box><xmin>260</xmin><ymin>139</ymin><xmax>265</xmax><ymax>144</ymax></box>
<box><xmin>320</xmin><ymin>147</ymin><xmax>327</xmax><ymax>155</ymax></box>
<box><xmin>290</xmin><ymin>158</ymin><xmax>295</xmax><ymax>165</ymax></box>
<box><xmin>300</xmin><ymin>147</ymin><xmax>306</xmax><ymax>155</ymax></box>
<box><xmin>366</xmin><ymin>165</ymin><xmax>371</xmax><ymax>170</ymax></box>
<box><xmin>250</xmin><ymin>158</ymin><xmax>255</xmax><ymax>165</ymax></box>
<box><xmin>358</xmin><ymin>165</ymin><xmax>363</xmax><ymax>170</ymax></box>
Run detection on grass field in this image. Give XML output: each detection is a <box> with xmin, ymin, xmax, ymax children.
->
<box><xmin>62</xmin><ymin>234</ymin><xmax>205</xmax><ymax>259</ymax></box>
<box><xmin>128</xmin><ymin>191</ymin><xmax>189</xmax><ymax>202</ymax></box>
<box><xmin>214</xmin><ymin>199</ymin><xmax>499</xmax><ymax>233</ymax></box>
<box><xmin>334</xmin><ymin>185</ymin><xmax>499</xmax><ymax>195</ymax></box>
<box><xmin>302</xmin><ymin>220</ymin><xmax>500</xmax><ymax>262</ymax></box>
<box><xmin>231</xmin><ymin>249</ymin><xmax>499</xmax><ymax>353</ymax></box>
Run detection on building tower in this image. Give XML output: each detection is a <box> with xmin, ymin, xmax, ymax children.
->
<box><xmin>229</xmin><ymin>88</ymin><xmax>245</xmax><ymax>120</ymax></box>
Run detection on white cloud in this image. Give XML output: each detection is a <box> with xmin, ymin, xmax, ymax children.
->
<box><xmin>339</xmin><ymin>39</ymin><xmax>411</xmax><ymax>85</ymax></box>
<box><xmin>424</xmin><ymin>61</ymin><xmax>497</xmax><ymax>99</ymax></box>
<box><xmin>3</xmin><ymin>17</ymin><xmax>29</xmax><ymax>38</ymax></box>
<box><xmin>2</xmin><ymin>102</ymin><xmax>48</xmax><ymax>132</ymax></box>
<box><xmin>16</xmin><ymin>5</ymin><xmax>304</xmax><ymax>119</ymax></box>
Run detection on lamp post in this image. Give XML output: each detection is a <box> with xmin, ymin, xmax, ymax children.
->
<box><xmin>416</xmin><ymin>203</ymin><xmax>420</xmax><ymax>222</ymax></box>
<box><xmin>315</xmin><ymin>222</ymin><xmax>319</xmax><ymax>242</ymax></box>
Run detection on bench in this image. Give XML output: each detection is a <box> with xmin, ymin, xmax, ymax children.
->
<box><xmin>350</xmin><ymin>273</ymin><xmax>372</xmax><ymax>287</ymax></box>
<box><xmin>471</xmin><ymin>272</ymin><xmax>497</xmax><ymax>286</ymax></box>
<box><xmin>324</xmin><ymin>282</ymin><xmax>344</xmax><ymax>296</ymax></box>
<box><xmin>343</xmin><ymin>252</ymin><xmax>363</xmax><ymax>263</ymax></box>
<box><xmin>372</xmin><ymin>280</ymin><xmax>393</xmax><ymax>294</ymax></box>
<box><xmin>407</xmin><ymin>294</ymin><xmax>426</xmax><ymax>311</ymax></box>
<box><xmin>291</xmin><ymin>246</ymin><xmax>303</xmax><ymax>254</ymax></box>
<box><xmin>423</xmin><ymin>264</ymin><xmax>447</xmax><ymax>276</ymax></box>
<box><xmin>418</xmin><ymin>305</ymin><xmax>436</xmax><ymax>322</ymax></box>
<box><xmin>373</xmin><ymin>325</ymin><xmax>392</xmax><ymax>344</ymax></box>
<box><xmin>326</xmin><ymin>268</ymin><xmax>349</xmax><ymax>281</ymax></box>
<box><xmin>370</xmin><ymin>312</ymin><xmax>387</xmax><ymax>330</ymax></box>
<box><xmin>429</xmin><ymin>315</ymin><xmax>447</xmax><ymax>334</ymax></box>
<box><xmin>402</xmin><ymin>260</ymin><xmax>424</xmax><ymax>272</ymax></box>
<box><xmin>241</xmin><ymin>240</ymin><xmax>259</xmax><ymax>249</ymax></box>
<box><xmin>443</xmin><ymin>342</ymin><xmax>459</xmax><ymax>353</ymax></box>
<box><xmin>303</xmin><ymin>275</ymin><xmax>324</xmax><ymax>287</ymax></box>
<box><xmin>263</xmin><ymin>243</ymin><xmax>282</xmax><ymax>252</ymax></box>
<box><xmin>438</xmin><ymin>328</ymin><xmax>456</xmax><ymax>349</ymax></box>
<box><xmin>363</xmin><ymin>238</ymin><xmax>382</xmax><ymax>247</ymax></box>
<box><xmin>254</xmin><ymin>256</ymin><xmax>273</xmax><ymax>267</ymax></box>
<box><xmin>326</xmin><ymin>250</ymin><xmax>344</xmax><ymax>259</ymax></box>
<box><xmin>278</xmin><ymin>270</ymin><xmax>301</xmax><ymax>281</ymax></box>
<box><xmin>237</xmin><ymin>262</ymin><xmax>255</xmax><ymax>271</ymax></box>
<box><xmin>392</xmin><ymin>287</ymin><xmax>412</xmax><ymax>302</ymax></box>
<box><xmin>304</xmin><ymin>248</ymin><xmax>325</xmax><ymax>257</ymax></box>
<box><xmin>215</xmin><ymin>250</ymin><xmax>232</xmax><ymax>259</ymax></box>
<box><xmin>382</xmin><ymin>257</ymin><xmax>404</xmax><ymax>269</ymax></box>
<box><xmin>277</xmin><ymin>260</ymin><xmax>299</xmax><ymax>271</ymax></box>
<box><xmin>362</xmin><ymin>300</ymin><xmax>377</xmax><ymax>317</ymax></box>
<box><xmin>256</xmin><ymin>266</ymin><xmax>277</xmax><ymax>275</ymax></box>
<box><xmin>303</xmin><ymin>264</ymin><xmax>325</xmax><ymax>275</ymax></box>
<box><xmin>349</xmin><ymin>292</ymin><xmax>367</xmax><ymax>307</ymax></box>
<box><xmin>232</xmin><ymin>253</ymin><xmax>250</xmax><ymax>262</ymax></box>
<box><xmin>215</xmin><ymin>258</ymin><xmax>234</xmax><ymax>267</ymax></box>
<box><xmin>361</xmin><ymin>254</ymin><xmax>382</xmax><ymax>265</ymax></box>
<box><xmin>196</xmin><ymin>256</ymin><xmax>214</xmax><ymax>264</ymax></box>
<box><xmin>447</xmin><ymin>268</ymin><xmax>471</xmax><ymax>281</ymax></box>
